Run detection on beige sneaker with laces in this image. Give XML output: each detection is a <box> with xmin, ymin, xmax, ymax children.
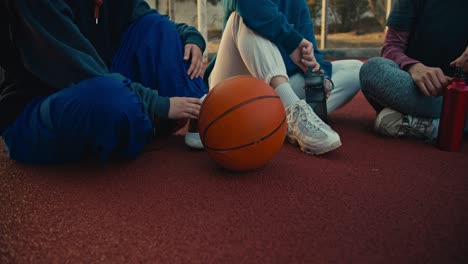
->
<box><xmin>286</xmin><ymin>100</ymin><xmax>341</xmax><ymax>155</ymax></box>
<box><xmin>374</xmin><ymin>108</ymin><xmax>435</xmax><ymax>140</ymax></box>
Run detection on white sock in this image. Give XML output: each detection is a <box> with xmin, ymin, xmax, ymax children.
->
<box><xmin>275</xmin><ymin>82</ymin><xmax>300</xmax><ymax>108</ymax></box>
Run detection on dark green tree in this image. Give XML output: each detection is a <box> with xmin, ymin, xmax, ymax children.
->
<box><xmin>329</xmin><ymin>0</ymin><xmax>368</xmax><ymax>32</ymax></box>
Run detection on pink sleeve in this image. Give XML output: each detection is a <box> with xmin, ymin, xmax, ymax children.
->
<box><xmin>381</xmin><ymin>27</ymin><xmax>420</xmax><ymax>70</ymax></box>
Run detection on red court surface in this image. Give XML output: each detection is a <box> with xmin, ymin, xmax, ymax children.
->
<box><xmin>1</xmin><ymin>92</ymin><xmax>467</xmax><ymax>263</ymax></box>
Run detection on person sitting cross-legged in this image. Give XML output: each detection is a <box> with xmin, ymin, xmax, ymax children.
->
<box><xmin>360</xmin><ymin>0</ymin><xmax>468</xmax><ymax>142</ymax></box>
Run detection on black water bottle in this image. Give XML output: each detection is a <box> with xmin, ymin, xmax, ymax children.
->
<box><xmin>304</xmin><ymin>67</ymin><xmax>328</xmax><ymax>123</ymax></box>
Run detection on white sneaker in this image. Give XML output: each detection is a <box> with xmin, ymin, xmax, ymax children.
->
<box><xmin>185</xmin><ymin>131</ymin><xmax>204</xmax><ymax>149</ymax></box>
<box><xmin>286</xmin><ymin>100</ymin><xmax>341</xmax><ymax>155</ymax></box>
<box><xmin>375</xmin><ymin>108</ymin><xmax>435</xmax><ymax>140</ymax></box>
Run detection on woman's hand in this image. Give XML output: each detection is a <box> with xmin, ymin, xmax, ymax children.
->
<box><xmin>184</xmin><ymin>44</ymin><xmax>204</xmax><ymax>79</ymax></box>
<box><xmin>290</xmin><ymin>39</ymin><xmax>320</xmax><ymax>73</ymax></box>
<box><xmin>407</xmin><ymin>63</ymin><xmax>451</xmax><ymax>96</ymax></box>
<box><xmin>168</xmin><ymin>97</ymin><xmax>202</xmax><ymax>119</ymax></box>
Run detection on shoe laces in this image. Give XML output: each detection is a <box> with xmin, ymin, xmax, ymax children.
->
<box><xmin>288</xmin><ymin>102</ymin><xmax>325</xmax><ymax>131</ymax></box>
<box><xmin>400</xmin><ymin>115</ymin><xmax>433</xmax><ymax>139</ymax></box>
<box><xmin>301</xmin><ymin>102</ymin><xmax>329</xmax><ymax>129</ymax></box>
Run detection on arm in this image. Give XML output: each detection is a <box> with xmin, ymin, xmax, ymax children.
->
<box><xmin>296</xmin><ymin>5</ymin><xmax>332</xmax><ymax>78</ymax></box>
<box><xmin>234</xmin><ymin>0</ymin><xmax>303</xmax><ymax>55</ymax></box>
<box><xmin>381</xmin><ymin>27</ymin><xmax>420</xmax><ymax>70</ymax></box>
<box><xmin>450</xmin><ymin>46</ymin><xmax>468</xmax><ymax>73</ymax></box>
<box><xmin>382</xmin><ymin>27</ymin><xmax>450</xmax><ymax>96</ymax></box>
<box><xmin>385</xmin><ymin>0</ymin><xmax>450</xmax><ymax>96</ymax></box>
<box><xmin>174</xmin><ymin>22</ymin><xmax>206</xmax><ymax>79</ymax></box>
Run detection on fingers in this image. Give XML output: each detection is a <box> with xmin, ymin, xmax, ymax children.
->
<box><xmin>325</xmin><ymin>79</ymin><xmax>332</xmax><ymax>99</ymax></box>
<box><xmin>184</xmin><ymin>45</ymin><xmax>191</xmax><ymax>61</ymax></box>
<box><xmin>416</xmin><ymin>81</ymin><xmax>431</xmax><ymax>97</ymax></box>
<box><xmin>188</xmin><ymin>59</ymin><xmax>203</xmax><ymax>80</ymax></box>
<box><xmin>185</xmin><ymin>97</ymin><xmax>203</xmax><ymax>105</ymax></box>
<box><xmin>184</xmin><ymin>107</ymin><xmax>200</xmax><ymax>119</ymax></box>
<box><xmin>301</xmin><ymin>45</ymin><xmax>320</xmax><ymax>72</ymax></box>
<box><xmin>409</xmin><ymin>64</ymin><xmax>452</xmax><ymax>96</ymax></box>
<box><xmin>290</xmin><ymin>39</ymin><xmax>322</xmax><ymax>73</ymax></box>
<box><xmin>185</xmin><ymin>44</ymin><xmax>204</xmax><ymax>80</ymax></box>
<box><xmin>168</xmin><ymin>97</ymin><xmax>203</xmax><ymax>119</ymax></box>
<box><xmin>450</xmin><ymin>56</ymin><xmax>467</xmax><ymax>68</ymax></box>
<box><xmin>416</xmin><ymin>70</ymin><xmax>450</xmax><ymax>96</ymax></box>
<box><xmin>450</xmin><ymin>47</ymin><xmax>468</xmax><ymax>67</ymax></box>
<box><xmin>192</xmin><ymin>60</ymin><xmax>204</xmax><ymax>79</ymax></box>
<box><xmin>184</xmin><ymin>98</ymin><xmax>202</xmax><ymax>119</ymax></box>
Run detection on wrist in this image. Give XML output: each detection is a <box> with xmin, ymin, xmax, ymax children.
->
<box><xmin>404</xmin><ymin>62</ymin><xmax>420</xmax><ymax>72</ymax></box>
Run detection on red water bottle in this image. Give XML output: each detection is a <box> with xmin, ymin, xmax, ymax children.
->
<box><xmin>438</xmin><ymin>70</ymin><xmax>468</xmax><ymax>152</ymax></box>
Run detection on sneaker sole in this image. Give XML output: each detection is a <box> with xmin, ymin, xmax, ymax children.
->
<box><xmin>287</xmin><ymin>136</ymin><xmax>342</xmax><ymax>155</ymax></box>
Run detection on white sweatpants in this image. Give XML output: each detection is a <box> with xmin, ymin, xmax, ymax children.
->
<box><xmin>210</xmin><ymin>13</ymin><xmax>363</xmax><ymax>113</ymax></box>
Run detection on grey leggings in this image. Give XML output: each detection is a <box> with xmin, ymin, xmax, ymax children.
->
<box><xmin>360</xmin><ymin>57</ymin><xmax>443</xmax><ymax>118</ymax></box>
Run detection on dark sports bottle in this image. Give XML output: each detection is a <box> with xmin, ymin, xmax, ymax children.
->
<box><xmin>304</xmin><ymin>67</ymin><xmax>328</xmax><ymax>123</ymax></box>
<box><xmin>438</xmin><ymin>69</ymin><xmax>468</xmax><ymax>152</ymax></box>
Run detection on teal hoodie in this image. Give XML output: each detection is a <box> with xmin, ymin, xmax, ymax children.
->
<box><xmin>0</xmin><ymin>0</ymin><xmax>206</xmax><ymax>132</ymax></box>
<box><xmin>204</xmin><ymin>0</ymin><xmax>331</xmax><ymax>82</ymax></box>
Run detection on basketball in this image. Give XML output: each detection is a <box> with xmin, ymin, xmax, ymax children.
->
<box><xmin>198</xmin><ymin>76</ymin><xmax>287</xmax><ymax>171</ymax></box>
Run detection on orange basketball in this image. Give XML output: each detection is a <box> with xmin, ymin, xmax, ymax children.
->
<box><xmin>198</xmin><ymin>76</ymin><xmax>287</xmax><ymax>171</ymax></box>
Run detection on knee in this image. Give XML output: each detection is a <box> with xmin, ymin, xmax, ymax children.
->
<box><xmin>72</xmin><ymin>76</ymin><xmax>144</xmax><ymax>120</ymax></box>
<box><xmin>346</xmin><ymin>59</ymin><xmax>364</xmax><ymax>71</ymax></box>
<box><xmin>140</xmin><ymin>13</ymin><xmax>177</xmax><ymax>33</ymax></box>
<box><xmin>360</xmin><ymin>57</ymin><xmax>395</xmax><ymax>92</ymax></box>
<box><xmin>134</xmin><ymin>13</ymin><xmax>180</xmax><ymax>48</ymax></box>
<box><xmin>360</xmin><ymin>57</ymin><xmax>395</xmax><ymax>79</ymax></box>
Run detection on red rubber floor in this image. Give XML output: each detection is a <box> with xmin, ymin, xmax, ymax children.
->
<box><xmin>1</xmin><ymin>92</ymin><xmax>467</xmax><ymax>263</ymax></box>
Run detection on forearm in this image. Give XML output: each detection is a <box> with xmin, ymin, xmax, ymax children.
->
<box><xmin>381</xmin><ymin>27</ymin><xmax>420</xmax><ymax>70</ymax></box>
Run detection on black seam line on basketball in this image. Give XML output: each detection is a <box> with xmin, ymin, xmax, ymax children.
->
<box><xmin>204</xmin><ymin>115</ymin><xmax>286</xmax><ymax>152</ymax></box>
<box><xmin>201</xmin><ymin>95</ymin><xmax>281</xmax><ymax>143</ymax></box>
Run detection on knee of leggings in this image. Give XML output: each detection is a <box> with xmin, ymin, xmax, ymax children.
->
<box><xmin>360</xmin><ymin>57</ymin><xmax>393</xmax><ymax>92</ymax></box>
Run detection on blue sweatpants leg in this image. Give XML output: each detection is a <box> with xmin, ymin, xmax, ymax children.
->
<box><xmin>111</xmin><ymin>13</ymin><xmax>208</xmax><ymax>98</ymax></box>
<box><xmin>1</xmin><ymin>76</ymin><xmax>153</xmax><ymax>164</ymax></box>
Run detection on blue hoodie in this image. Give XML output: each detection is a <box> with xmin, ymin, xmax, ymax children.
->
<box><xmin>205</xmin><ymin>0</ymin><xmax>331</xmax><ymax>81</ymax></box>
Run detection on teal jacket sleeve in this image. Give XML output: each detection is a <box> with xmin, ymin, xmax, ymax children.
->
<box><xmin>234</xmin><ymin>0</ymin><xmax>303</xmax><ymax>55</ymax></box>
<box><xmin>174</xmin><ymin>22</ymin><xmax>207</xmax><ymax>53</ymax></box>
<box><xmin>13</xmin><ymin>0</ymin><xmax>170</xmax><ymax>119</ymax></box>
